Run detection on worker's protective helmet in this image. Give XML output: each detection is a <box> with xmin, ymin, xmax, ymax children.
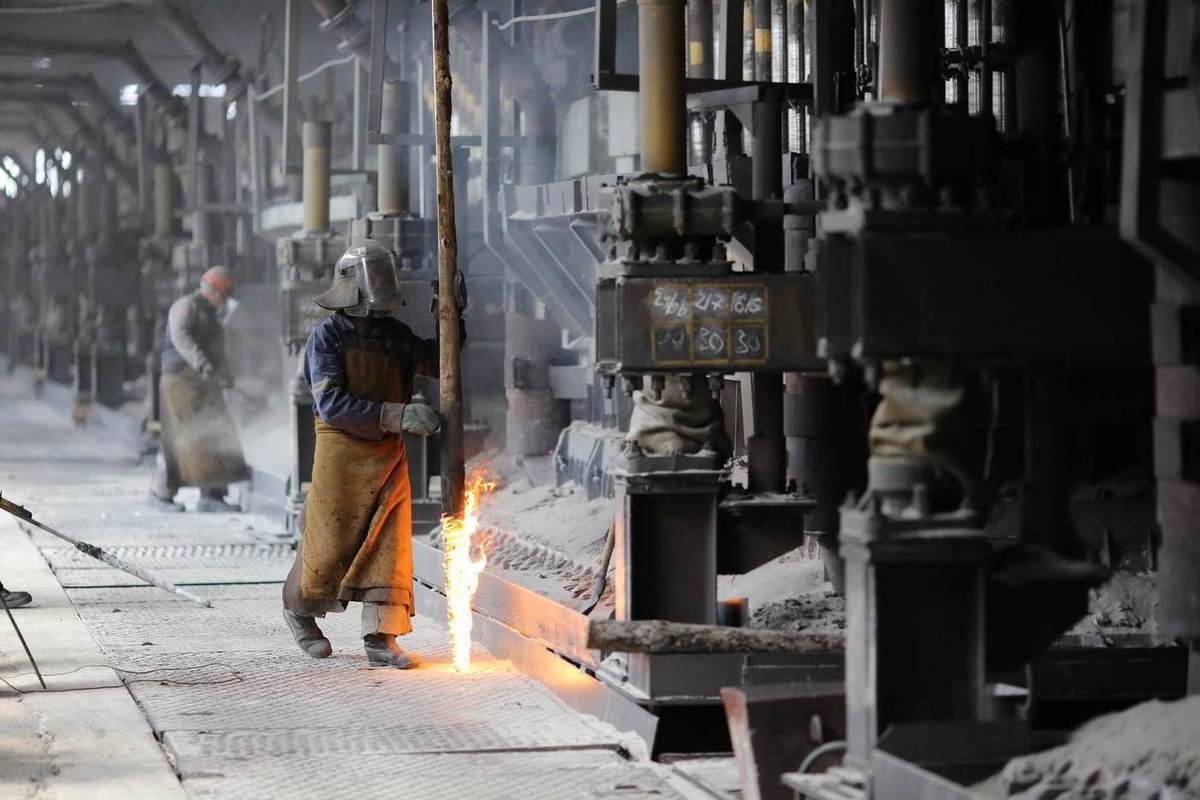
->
<box><xmin>200</xmin><ymin>266</ymin><xmax>235</xmax><ymax>298</ymax></box>
<box><xmin>314</xmin><ymin>240</ymin><xmax>403</xmax><ymax>314</ymax></box>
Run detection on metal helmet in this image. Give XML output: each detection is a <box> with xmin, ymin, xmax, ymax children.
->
<box><xmin>313</xmin><ymin>240</ymin><xmax>403</xmax><ymax>313</ymax></box>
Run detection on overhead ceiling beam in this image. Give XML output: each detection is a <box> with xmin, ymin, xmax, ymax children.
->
<box><xmin>0</xmin><ymin>73</ymin><xmax>131</xmax><ymax>134</ymax></box>
<box><xmin>0</xmin><ymin>33</ymin><xmax>184</xmax><ymax>131</ymax></box>
<box><xmin>0</xmin><ymin>89</ymin><xmax>137</xmax><ymax>190</ymax></box>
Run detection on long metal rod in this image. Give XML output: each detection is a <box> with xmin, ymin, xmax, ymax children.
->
<box><xmin>352</xmin><ymin>58</ymin><xmax>365</xmax><ymax>172</ymax></box>
<box><xmin>957</xmin><ymin>0</ymin><xmax>968</xmax><ymax>105</ymax></box>
<box><xmin>282</xmin><ymin>0</ymin><xmax>301</xmax><ymax>175</ymax></box>
<box><xmin>0</xmin><ymin>591</ymin><xmax>45</xmax><ymax>690</ymax></box>
<box><xmin>0</xmin><ymin>494</ymin><xmax>212</xmax><ymax>608</ymax></box>
<box><xmin>187</xmin><ymin>63</ymin><xmax>201</xmax><ymax>213</ymax></box>
<box><xmin>248</xmin><ymin>88</ymin><xmax>262</xmax><ymax>234</ymax></box>
<box><xmin>433</xmin><ymin>0</ymin><xmax>465</xmax><ymax>519</ymax></box>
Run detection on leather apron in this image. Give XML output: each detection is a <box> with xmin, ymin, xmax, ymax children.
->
<box><xmin>160</xmin><ymin>367</ymin><xmax>250</xmax><ymax>489</ymax></box>
<box><xmin>295</xmin><ymin>344</ymin><xmax>416</xmax><ymax>623</ymax></box>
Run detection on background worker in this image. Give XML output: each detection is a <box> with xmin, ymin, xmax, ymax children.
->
<box><xmin>282</xmin><ymin>240</ymin><xmax>460</xmax><ymax>669</ymax></box>
<box><xmin>147</xmin><ymin>266</ymin><xmax>249</xmax><ymax>513</ymax></box>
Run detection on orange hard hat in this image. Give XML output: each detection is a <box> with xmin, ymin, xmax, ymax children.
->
<box><xmin>201</xmin><ymin>266</ymin><xmax>235</xmax><ymax>296</ymax></box>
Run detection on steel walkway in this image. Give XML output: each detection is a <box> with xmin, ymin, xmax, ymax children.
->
<box><xmin>0</xmin><ymin>370</ymin><xmax>702</xmax><ymax>799</ymax></box>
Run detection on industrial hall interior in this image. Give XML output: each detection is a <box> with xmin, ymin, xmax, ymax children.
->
<box><xmin>0</xmin><ymin>0</ymin><xmax>1198</xmax><ymax>797</ymax></box>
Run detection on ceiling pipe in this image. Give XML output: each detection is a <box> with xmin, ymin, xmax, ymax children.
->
<box><xmin>309</xmin><ymin>0</ymin><xmax>390</xmax><ymax>70</ymax></box>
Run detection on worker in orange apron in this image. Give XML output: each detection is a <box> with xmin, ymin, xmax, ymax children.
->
<box><xmin>282</xmin><ymin>241</ymin><xmax>449</xmax><ymax>669</ymax></box>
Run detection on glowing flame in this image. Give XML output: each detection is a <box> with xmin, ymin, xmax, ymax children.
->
<box><xmin>442</xmin><ymin>471</ymin><xmax>494</xmax><ymax>672</ymax></box>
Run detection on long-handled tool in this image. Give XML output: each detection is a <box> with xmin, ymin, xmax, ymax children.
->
<box><xmin>0</xmin><ymin>590</ymin><xmax>45</xmax><ymax>690</ymax></box>
<box><xmin>0</xmin><ymin>492</ymin><xmax>212</xmax><ymax>608</ymax></box>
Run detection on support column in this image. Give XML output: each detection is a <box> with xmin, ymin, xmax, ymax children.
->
<box><xmin>748</xmin><ymin>88</ymin><xmax>786</xmax><ymax>494</ymax></box>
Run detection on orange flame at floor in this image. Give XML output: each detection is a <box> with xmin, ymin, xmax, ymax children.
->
<box><xmin>442</xmin><ymin>471</ymin><xmax>494</xmax><ymax>672</ymax></box>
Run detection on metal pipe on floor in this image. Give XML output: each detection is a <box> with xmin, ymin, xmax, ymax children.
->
<box><xmin>638</xmin><ymin>0</ymin><xmax>687</xmax><ymax>175</ymax></box>
<box><xmin>301</xmin><ymin>121</ymin><xmax>332</xmax><ymax>236</ymax></box>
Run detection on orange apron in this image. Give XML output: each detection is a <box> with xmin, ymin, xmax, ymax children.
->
<box><xmin>297</xmin><ymin>346</ymin><xmax>416</xmax><ymax>622</ymax></box>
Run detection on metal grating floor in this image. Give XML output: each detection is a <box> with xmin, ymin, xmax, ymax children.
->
<box><xmin>54</xmin><ymin>564</ymin><xmax>290</xmax><ymax>588</ymax></box>
<box><xmin>178</xmin><ymin>750</ymin><xmax>687</xmax><ymax>800</ymax></box>
<box><xmin>66</xmin><ymin>583</ymin><xmax>281</xmax><ymax>605</ymax></box>
<box><xmin>1</xmin><ymin>376</ymin><xmax>694</xmax><ymax>799</ymax></box>
<box><xmin>43</xmin><ymin>543</ymin><xmax>295</xmax><ymax>569</ymax></box>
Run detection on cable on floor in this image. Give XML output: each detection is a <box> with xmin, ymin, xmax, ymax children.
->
<box><xmin>0</xmin><ymin>661</ymin><xmax>244</xmax><ymax>695</ymax></box>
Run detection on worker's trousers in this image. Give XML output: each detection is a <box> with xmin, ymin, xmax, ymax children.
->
<box><xmin>282</xmin><ymin>552</ymin><xmax>411</xmax><ymax>637</ymax></box>
<box><xmin>151</xmin><ymin>451</ymin><xmax>227</xmax><ymax>502</ymax></box>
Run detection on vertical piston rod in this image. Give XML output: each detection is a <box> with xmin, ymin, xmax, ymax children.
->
<box><xmin>301</xmin><ymin>121</ymin><xmax>331</xmax><ymax>236</ymax></box>
<box><xmin>876</xmin><ymin>0</ymin><xmax>943</xmax><ymax>103</ymax></box>
<box><xmin>638</xmin><ymin>0</ymin><xmax>687</xmax><ymax>175</ymax></box>
<box><xmin>377</xmin><ymin>80</ymin><xmax>411</xmax><ymax>216</ymax></box>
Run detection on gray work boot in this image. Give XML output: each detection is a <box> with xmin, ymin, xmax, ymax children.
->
<box><xmin>283</xmin><ymin>609</ymin><xmax>332</xmax><ymax>659</ymax></box>
<box><xmin>147</xmin><ymin>493</ymin><xmax>185</xmax><ymax>513</ymax></box>
<box><xmin>0</xmin><ymin>584</ymin><xmax>32</xmax><ymax>608</ymax></box>
<box><xmin>196</xmin><ymin>494</ymin><xmax>240</xmax><ymax>513</ymax></box>
<box><xmin>363</xmin><ymin>634</ymin><xmax>421</xmax><ymax>669</ymax></box>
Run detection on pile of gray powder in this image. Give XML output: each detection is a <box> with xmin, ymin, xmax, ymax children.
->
<box><xmin>979</xmin><ymin>696</ymin><xmax>1200</xmax><ymax>799</ymax></box>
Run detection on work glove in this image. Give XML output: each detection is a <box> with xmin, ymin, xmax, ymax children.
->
<box><xmin>380</xmin><ymin>402</ymin><xmax>441</xmax><ymax>436</ymax></box>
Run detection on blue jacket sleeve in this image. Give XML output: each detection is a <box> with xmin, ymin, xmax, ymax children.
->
<box><xmin>304</xmin><ymin>320</ymin><xmax>385</xmax><ymax>440</ymax></box>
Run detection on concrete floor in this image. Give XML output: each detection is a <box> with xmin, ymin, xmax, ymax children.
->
<box><xmin>0</xmin><ymin>369</ymin><xmax>705</xmax><ymax>799</ymax></box>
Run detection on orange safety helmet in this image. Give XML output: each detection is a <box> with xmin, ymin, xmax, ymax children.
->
<box><xmin>200</xmin><ymin>266</ymin><xmax>235</xmax><ymax>297</ymax></box>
